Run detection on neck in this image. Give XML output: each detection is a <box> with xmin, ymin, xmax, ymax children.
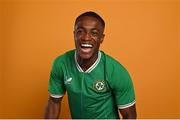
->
<box><xmin>77</xmin><ymin>52</ymin><xmax>98</xmax><ymax>72</ymax></box>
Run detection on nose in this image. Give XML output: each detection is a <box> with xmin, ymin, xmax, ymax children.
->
<box><xmin>83</xmin><ymin>33</ymin><xmax>91</xmax><ymax>41</ymax></box>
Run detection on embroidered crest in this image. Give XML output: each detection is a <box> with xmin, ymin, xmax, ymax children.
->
<box><xmin>93</xmin><ymin>80</ymin><xmax>106</xmax><ymax>92</ymax></box>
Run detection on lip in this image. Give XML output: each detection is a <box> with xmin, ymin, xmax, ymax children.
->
<box><xmin>78</xmin><ymin>42</ymin><xmax>94</xmax><ymax>54</ymax></box>
<box><xmin>79</xmin><ymin>47</ymin><xmax>93</xmax><ymax>54</ymax></box>
<box><xmin>81</xmin><ymin>43</ymin><xmax>93</xmax><ymax>48</ymax></box>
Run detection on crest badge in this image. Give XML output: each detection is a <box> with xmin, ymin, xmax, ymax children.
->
<box><xmin>93</xmin><ymin>80</ymin><xmax>106</xmax><ymax>92</ymax></box>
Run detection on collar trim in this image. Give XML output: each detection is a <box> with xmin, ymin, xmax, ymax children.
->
<box><xmin>74</xmin><ymin>51</ymin><xmax>101</xmax><ymax>73</ymax></box>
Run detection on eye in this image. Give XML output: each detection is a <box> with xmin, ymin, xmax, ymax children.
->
<box><xmin>91</xmin><ymin>31</ymin><xmax>99</xmax><ymax>36</ymax></box>
<box><xmin>76</xmin><ymin>29</ymin><xmax>85</xmax><ymax>35</ymax></box>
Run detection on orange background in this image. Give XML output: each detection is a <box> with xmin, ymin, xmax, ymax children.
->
<box><xmin>0</xmin><ymin>0</ymin><xmax>180</xmax><ymax>118</ymax></box>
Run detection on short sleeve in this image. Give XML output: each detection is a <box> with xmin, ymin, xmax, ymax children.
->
<box><xmin>48</xmin><ymin>58</ymin><xmax>66</xmax><ymax>98</ymax></box>
<box><xmin>110</xmin><ymin>63</ymin><xmax>136</xmax><ymax>109</ymax></box>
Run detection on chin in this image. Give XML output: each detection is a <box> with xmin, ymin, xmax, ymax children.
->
<box><xmin>76</xmin><ymin>50</ymin><xmax>91</xmax><ymax>60</ymax></box>
<box><xmin>79</xmin><ymin>53</ymin><xmax>92</xmax><ymax>60</ymax></box>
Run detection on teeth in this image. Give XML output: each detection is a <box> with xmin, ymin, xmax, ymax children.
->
<box><xmin>81</xmin><ymin>43</ymin><xmax>92</xmax><ymax>48</ymax></box>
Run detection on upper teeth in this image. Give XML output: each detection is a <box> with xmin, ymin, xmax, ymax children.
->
<box><xmin>81</xmin><ymin>44</ymin><xmax>92</xmax><ymax>47</ymax></box>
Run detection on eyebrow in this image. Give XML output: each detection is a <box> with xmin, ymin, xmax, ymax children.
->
<box><xmin>76</xmin><ymin>26</ymin><xmax>101</xmax><ymax>32</ymax></box>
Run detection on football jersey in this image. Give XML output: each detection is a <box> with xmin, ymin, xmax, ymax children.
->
<box><xmin>48</xmin><ymin>50</ymin><xmax>135</xmax><ymax>119</ymax></box>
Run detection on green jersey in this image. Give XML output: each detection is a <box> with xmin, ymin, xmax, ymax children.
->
<box><xmin>48</xmin><ymin>50</ymin><xmax>135</xmax><ymax>119</ymax></box>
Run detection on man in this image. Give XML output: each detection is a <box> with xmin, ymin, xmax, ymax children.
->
<box><xmin>45</xmin><ymin>11</ymin><xmax>137</xmax><ymax>119</ymax></box>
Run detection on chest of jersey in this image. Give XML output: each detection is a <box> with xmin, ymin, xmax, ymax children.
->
<box><xmin>62</xmin><ymin>59</ymin><xmax>119</xmax><ymax>119</ymax></box>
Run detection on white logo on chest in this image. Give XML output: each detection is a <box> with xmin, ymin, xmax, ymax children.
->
<box><xmin>65</xmin><ymin>77</ymin><xmax>72</xmax><ymax>84</ymax></box>
<box><xmin>95</xmin><ymin>82</ymin><xmax>105</xmax><ymax>90</ymax></box>
<box><xmin>93</xmin><ymin>80</ymin><xmax>106</xmax><ymax>92</ymax></box>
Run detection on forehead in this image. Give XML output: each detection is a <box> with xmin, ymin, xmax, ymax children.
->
<box><xmin>75</xmin><ymin>16</ymin><xmax>103</xmax><ymax>29</ymax></box>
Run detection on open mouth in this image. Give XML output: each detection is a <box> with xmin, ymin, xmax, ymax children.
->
<box><xmin>81</xmin><ymin>43</ymin><xmax>93</xmax><ymax>48</ymax></box>
<box><xmin>80</xmin><ymin>43</ymin><xmax>93</xmax><ymax>53</ymax></box>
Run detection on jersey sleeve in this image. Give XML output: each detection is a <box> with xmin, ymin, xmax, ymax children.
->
<box><xmin>110</xmin><ymin>63</ymin><xmax>136</xmax><ymax>109</ymax></box>
<box><xmin>48</xmin><ymin>58</ymin><xmax>66</xmax><ymax>98</ymax></box>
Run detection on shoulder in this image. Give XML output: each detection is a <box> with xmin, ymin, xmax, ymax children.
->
<box><xmin>101</xmin><ymin>51</ymin><xmax>127</xmax><ymax>72</ymax></box>
<box><xmin>102</xmin><ymin>51</ymin><xmax>133</xmax><ymax>89</ymax></box>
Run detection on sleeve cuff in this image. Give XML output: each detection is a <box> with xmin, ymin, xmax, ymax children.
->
<box><xmin>49</xmin><ymin>93</ymin><xmax>64</xmax><ymax>98</ymax></box>
<box><xmin>118</xmin><ymin>100</ymin><xmax>136</xmax><ymax>109</ymax></box>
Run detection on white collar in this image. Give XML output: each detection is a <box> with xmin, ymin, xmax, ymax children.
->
<box><xmin>74</xmin><ymin>51</ymin><xmax>101</xmax><ymax>73</ymax></box>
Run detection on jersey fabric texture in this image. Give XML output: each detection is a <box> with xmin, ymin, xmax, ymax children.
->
<box><xmin>48</xmin><ymin>50</ymin><xmax>136</xmax><ymax>119</ymax></box>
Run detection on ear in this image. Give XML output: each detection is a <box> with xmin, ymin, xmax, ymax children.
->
<box><xmin>100</xmin><ymin>34</ymin><xmax>105</xmax><ymax>43</ymax></box>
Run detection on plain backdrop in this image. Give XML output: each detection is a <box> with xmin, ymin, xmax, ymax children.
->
<box><xmin>0</xmin><ymin>0</ymin><xmax>180</xmax><ymax>118</ymax></box>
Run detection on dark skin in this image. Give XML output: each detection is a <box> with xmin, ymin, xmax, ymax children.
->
<box><xmin>45</xmin><ymin>16</ymin><xmax>137</xmax><ymax>119</ymax></box>
<box><xmin>74</xmin><ymin>16</ymin><xmax>104</xmax><ymax>71</ymax></box>
<box><xmin>120</xmin><ymin>104</ymin><xmax>137</xmax><ymax>119</ymax></box>
<box><xmin>45</xmin><ymin>97</ymin><xmax>62</xmax><ymax>119</ymax></box>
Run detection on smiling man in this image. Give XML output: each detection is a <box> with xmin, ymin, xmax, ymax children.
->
<box><xmin>45</xmin><ymin>11</ymin><xmax>137</xmax><ymax>119</ymax></box>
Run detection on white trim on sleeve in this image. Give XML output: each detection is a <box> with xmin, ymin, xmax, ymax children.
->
<box><xmin>118</xmin><ymin>100</ymin><xmax>136</xmax><ymax>109</ymax></box>
<box><xmin>50</xmin><ymin>94</ymin><xmax>64</xmax><ymax>98</ymax></box>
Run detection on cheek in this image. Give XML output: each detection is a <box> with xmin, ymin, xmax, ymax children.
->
<box><xmin>75</xmin><ymin>35</ymin><xmax>83</xmax><ymax>43</ymax></box>
<box><xmin>74</xmin><ymin>35</ymin><xmax>80</xmax><ymax>42</ymax></box>
<box><xmin>94</xmin><ymin>41</ymin><xmax>101</xmax><ymax>49</ymax></box>
<box><xmin>94</xmin><ymin>37</ymin><xmax>102</xmax><ymax>44</ymax></box>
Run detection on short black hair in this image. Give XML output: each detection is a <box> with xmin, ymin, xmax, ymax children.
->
<box><xmin>75</xmin><ymin>11</ymin><xmax>105</xmax><ymax>28</ymax></box>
